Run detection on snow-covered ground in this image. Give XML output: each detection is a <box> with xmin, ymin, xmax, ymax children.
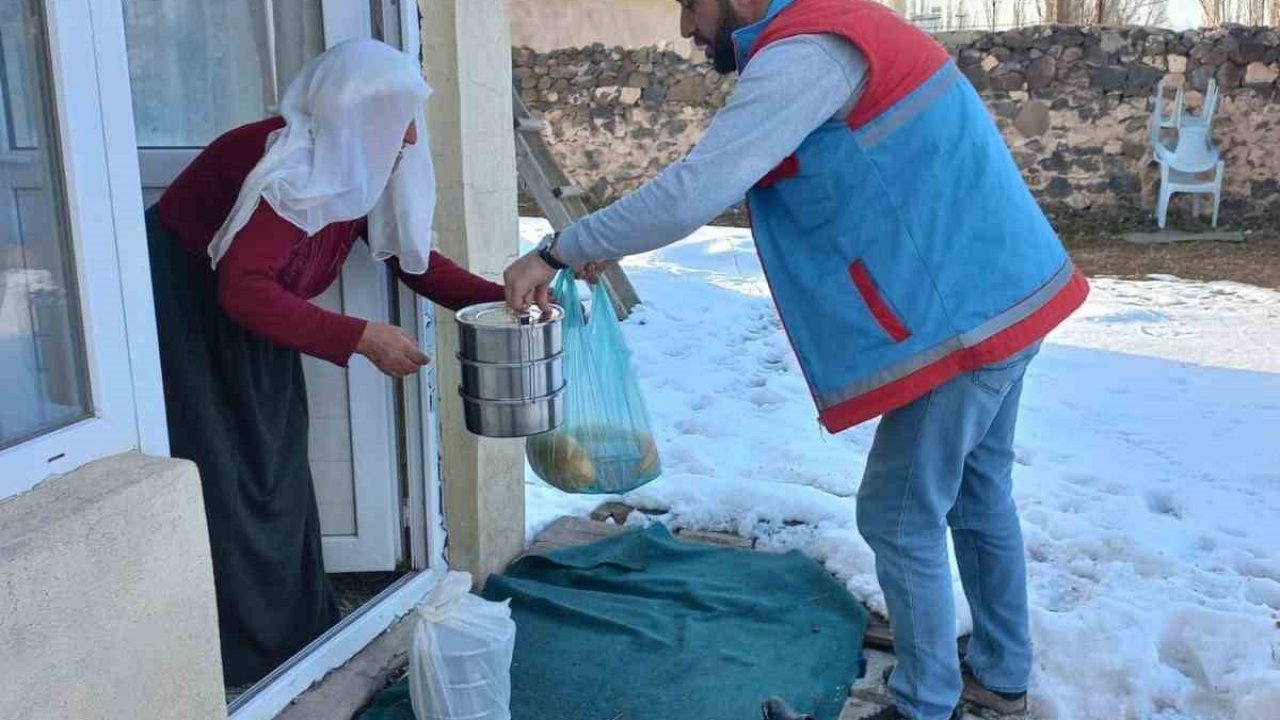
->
<box><xmin>518</xmin><ymin>218</ymin><xmax>1280</xmax><ymax>720</ymax></box>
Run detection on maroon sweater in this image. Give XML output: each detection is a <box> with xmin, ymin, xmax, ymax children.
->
<box><xmin>155</xmin><ymin>117</ymin><xmax>505</xmax><ymax>367</ymax></box>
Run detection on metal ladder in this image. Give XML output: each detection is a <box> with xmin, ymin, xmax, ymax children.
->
<box><xmin>512</xmin><ymin>86</ymin><xmax>641</xmax><ymax>319</ymax></box>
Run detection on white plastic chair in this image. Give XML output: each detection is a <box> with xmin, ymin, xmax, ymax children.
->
<box><xmin>1154</xmin><ymin>124</ymin><xmax>1224</xmax><ymax>229</ymax></box>
<box><xmin>1155</xmin><ymin>83</ymin><xmax>1181</xmax><ymax>129</ymax></box>
<box><xmin>1174</xmin><ymin>78</ymin><xmax>1219</xmax><ymax>135</ymax></box>
<box><xmin>1148</xmin><ymin>83</ymin><xmax>1179</xmax><ymax>154</ymax></box>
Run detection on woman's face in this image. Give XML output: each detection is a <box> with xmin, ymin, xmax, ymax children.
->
<box><xmin>393</xmin><ymin>120</ymin><xmax>417</xmax><ymax>172</ymax></box>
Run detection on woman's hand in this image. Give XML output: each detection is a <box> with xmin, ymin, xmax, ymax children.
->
<box><xmin>503</xmin><ymin>250</ymin><xmax>557</xmax><ymax>314</ymax></box>
<box><xmin>357</xmin><ymin>322</ymin><xmax>429</xmax><ymax>377</ymax></box>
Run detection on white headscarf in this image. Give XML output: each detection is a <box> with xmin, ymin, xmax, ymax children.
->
<box><xmin>208</xmin><ymin>38</ymin><xmax>436</xmax><ymax>274</ymax></box>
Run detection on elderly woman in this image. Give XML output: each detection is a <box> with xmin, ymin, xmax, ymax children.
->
<box><xmin>146</xmin><ymin>39</ymin><xmax>502</xmax><ymax>686</ymax></box>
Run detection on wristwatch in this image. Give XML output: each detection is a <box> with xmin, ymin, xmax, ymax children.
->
<box><xmin>536</xmin><ymin>232</ymin><xmax>569</xmax><ymax>271</ymax></box>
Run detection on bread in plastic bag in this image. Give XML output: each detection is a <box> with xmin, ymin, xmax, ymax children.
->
<box><xmin>526</xmin><ymin>272</ymin><xmax>662</xmax><ymax>494</ymax></box>
<box><xmin>408</xmin><ymin>571</ymin><xmax>516</xmax><ymax>720</ymax></box>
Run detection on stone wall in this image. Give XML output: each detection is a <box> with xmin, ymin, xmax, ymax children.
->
<box><xmin>513</xmin><ymin>26</ymin><xmax>1280</xmax><ymax>222</ymax></box>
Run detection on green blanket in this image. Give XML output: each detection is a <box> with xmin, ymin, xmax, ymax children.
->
<box><xmin>359</xmin><ymin>523</ymin><xmax>866</xmax><ymax>720</ymax></box>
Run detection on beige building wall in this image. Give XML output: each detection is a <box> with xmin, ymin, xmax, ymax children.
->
<box><xmin>0</xmin><ymin>453</ymin><xmax>225</xmax><ymax>720</ymax></box>
<box><xmin>422</xmin><ymin>0</ymin><xmax>527</xmax><ymax>586</ymax></box>
<box><xmin>506</xmin><ymin>0</ymin><xmax>692</xmax><ymax>53</ymax></box>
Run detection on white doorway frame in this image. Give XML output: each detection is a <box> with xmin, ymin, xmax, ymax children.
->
<box><xmin>227</xmin><ymin>570</ymin><xmax>442</xmax><ymax>720</ymax></box>
<box><xmin>228</xmin><ymin>1</ymin><xmax>447</xmax><ymax>716</ymax></box>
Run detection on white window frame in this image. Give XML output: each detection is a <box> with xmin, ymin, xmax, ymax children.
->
<box><xmin>0</xmin><ymin>0</ymin><xmax>167</xmax><ymax>500</ymax></box>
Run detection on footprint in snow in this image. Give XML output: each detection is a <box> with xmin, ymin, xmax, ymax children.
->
<box><xmin>689</xmin><ymin>394</ymin><xmax>716</xmax><ymax>412</ymax></box>
<box><xmin>675</xmin><ymin>418</ymin><xmax>715</xmax><ymax>437</ymax></box>
<box><xmin>1233</xmin><ymin>556</ymin><xmax>1280</xmax><ymax>583</ymax></box>
<box><xmin>749</xmin><ymin>388</ymin><xmax>787</xmax><ymax>409</ymax></box>
<box><xmin>760</xmin><ymin>347</ymin><xmax>792</xmax><ymax>372</ymax></box>
<box><xmin>1013</xmin><ymin>444</ymin><xmax>1034</xmax><ymax>467</ymax></box>
<box><xmin>662</xmin><ymin>342</ymin><xmax>692</xmax><ymax>359</ymax></box>
<box><xmin>1144</xmin><ymin>490</ymin><xmax>1185</xmax><ymax>519</ymax></box>
<box><xmin>1140</xmin><ymin>324</ymin><xmax>1195</xmax><ymax>339</ymax></box>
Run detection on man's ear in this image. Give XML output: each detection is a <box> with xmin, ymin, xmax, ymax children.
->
<box><xmin>731</xmin><ymin>0</ymin><xmax>771</xmax><ymax>23</ymax></box>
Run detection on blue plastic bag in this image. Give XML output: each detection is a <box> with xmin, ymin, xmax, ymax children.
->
<box><xmin>526</xmin><ymin>271</ymin><xmax>661</xmax><ymax>494</ymax></box>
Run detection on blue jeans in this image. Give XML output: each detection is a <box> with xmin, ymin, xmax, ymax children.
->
<box><xmin>856</xmin><ymin>343</ymin><xmax>1039</xmax><ymax>720</ymax></box>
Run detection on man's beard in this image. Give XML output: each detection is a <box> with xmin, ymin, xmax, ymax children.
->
<box><xmin>710</xmin><ymin>0</ymin><xmax>746</xmax><ymax>74</ymax></box>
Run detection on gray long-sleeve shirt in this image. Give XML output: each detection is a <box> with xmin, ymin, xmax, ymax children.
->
<box><xmin>554</xmin><ymin>34</ymin><xmax>868</xmax><ymax>268</ymax></box>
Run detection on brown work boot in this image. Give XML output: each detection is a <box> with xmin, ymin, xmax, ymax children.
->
<box><xmin>960</xmin><ymin>664</ymin><xmax>1027</xmax><ymax>716</ymax></box>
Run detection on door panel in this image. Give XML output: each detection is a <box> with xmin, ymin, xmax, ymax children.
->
<box><xmin>304</xmin><ymin>283</ymin><xmax>357</xmax><ymax>537</ymax></box>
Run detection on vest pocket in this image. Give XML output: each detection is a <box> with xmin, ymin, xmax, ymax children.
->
<box><xmin>848</xmin><ymin>260</ymin><xmax>911</xmax><ymax>343</ymax></box>
<box><xmin>756</xmin><ymin>154</ymin><xmax>800</xmax><ymax>188</ymax></box>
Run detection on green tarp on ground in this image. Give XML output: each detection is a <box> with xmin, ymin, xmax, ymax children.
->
<box><xmin>358</xmin><ymin>523</ymin><xmax>866</xmax><ymax>720</ymax></box>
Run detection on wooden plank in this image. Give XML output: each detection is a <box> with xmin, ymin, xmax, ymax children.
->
<box><xmin>861</xmin><ymin>612</ymin><xmax>969</xmax><ymax>656</ymax></box>
<box><xmin>511</xmin><ymin>87</ymin><xmax>641</xmax><ymax>319</ymax></box>
<box><xmin>674</xmin><ymin>528</ymin><xmax>755</xmax><ymax>551</ymax></box>
<box><xmin>527</xmin><ymin>516</ymin><xmax>757</xmax><ymax>555</ymax></box>
<box><xmin>863</xmin><ymin>614</ymin><xmax>895</xmax><ymax>652</ymax></box>
<box><xmin>590</xmin><ymin>503</ymin><xmax>754</xmax><ymax>550</ymax></box>
<box><xmin>590</xmin><ymin>501</ymin><xmax>637</xmax><ymax>524</ymax></box>
<box><xmin>526</xmin><ymin>516</ymin><xmax>629</xmax><ymax>556</ymax></box>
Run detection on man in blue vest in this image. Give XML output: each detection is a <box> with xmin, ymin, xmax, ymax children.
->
<box><xmin>504</xmin><ymin>1</ymin><xmax>1088</xmax><ymax>718</ymax></box>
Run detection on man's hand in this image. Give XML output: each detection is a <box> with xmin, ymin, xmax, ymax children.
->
<box><xmin>357</xmin><ymin>322</ymin><xmax>429</xmax><ymax>377</ymax></box>
<box><xmin>576</xmin><ymin>260</ymin><xmax>614</xmax><ymax>285</ymax></box>
<box><xmin>503</xmin><ymin>250</ymin><xmax>557</xmax><ymax>314</ymax></box>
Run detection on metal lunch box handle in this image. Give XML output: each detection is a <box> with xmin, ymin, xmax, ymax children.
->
<box><xmin>521</xmin><ymin>311</ymin><xmax>534</xmax><ymax>399</ymax></box>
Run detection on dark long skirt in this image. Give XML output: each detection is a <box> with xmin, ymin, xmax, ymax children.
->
<box><xmin>145</xmin><ymin>207</ymin><xmax>338</xmax><ymax>687</ymax></box>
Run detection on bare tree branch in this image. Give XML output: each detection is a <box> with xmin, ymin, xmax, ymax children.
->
<box><xmin>1248</xmin><ymin>0</ymin><xmax>1266</xmax><ymax>23</ymax></box>
<box><xmin>985</xmin><ymin>0</ymin><xmax>1004</xmax><ymax>30</ymax></box>
<box><xmin>1110</xmin><ymin>0</ymin><xmax>1170</xmax><ymax>24</ymax></box>
<box><xmin>1199</xmin><ymin>0</ymin><xmax>1223</xmax><ymax>23</ymax></box>
<box><xmin>1053</xmin><ymin>0</ymin><xmax>1169</xmax><ymax>24</ymax></box>
<box><xmin>1199</xmin><ymin>0</ymin><xmax>1264</xmax><ymax>23</ymax></box>
<box><xmin>1039</xmin><ymin>0</ymin><xmax>1058</xmax><ymax>23</ymax></box>
<box><xmin>1013</xmin><ymin>0</ymin><xmax>1030</xmax><ymax>26</ymax></box>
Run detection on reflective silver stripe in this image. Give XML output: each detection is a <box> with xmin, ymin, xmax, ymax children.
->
<box><xmin>856</xmin><ymin>63</ymin><xmax>961</xmax><ymax>150</ymax></box>
<box><xmin>958</xmin><ymin>261</ymin><xmax>1076</xmax><ymax>347</ymax></box>
<box><xmin>817</xmin><ymin>337</ymin><xmax>962</xmax><ymax>409</ymax></box>
<box><xmin>814</xmin><ymin>261</ymin><xmax>1076</xmax><ymax>410</ymax></box>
